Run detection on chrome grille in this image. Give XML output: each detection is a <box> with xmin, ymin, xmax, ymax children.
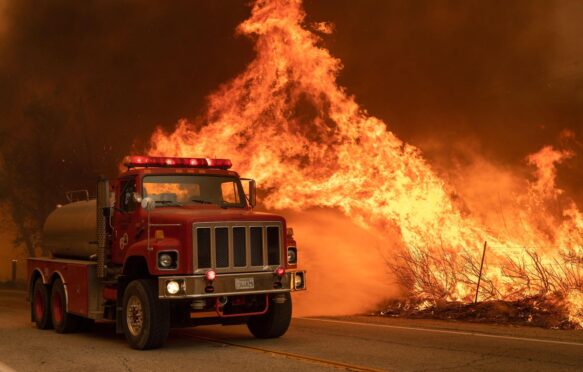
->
<box><xmin>250</xmin><ymin>227</ymin><xmax>263</xmax><ymax>266</ymax></box>
<box><xmin>197</xmin><ymin>228</ymin><xmax>211</xmax><ymax>268</ymax></box>
<box><xmin>215</xmin><ymin>227</ymin><xmax>229</xmax><ymax>268</ymax></box>
<box><xmin>266</xmin><ymin>226</ymin><xmax>279</xmax><ymax>265</ymax></box>
<box><xmin>193</xmin><ymin>222</ymin><xmax>282</xmax><ymax>273</ymax></box>
<box><xmin>233</xmin><ymin>227</ymin><xmax>246</xmax><ymax>267</ymax></box>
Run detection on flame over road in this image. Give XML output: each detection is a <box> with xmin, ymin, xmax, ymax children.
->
<box><xmin>148</xmin><ymin>0</ymin><xmax>582</xmax><ymax>321</ymax></box>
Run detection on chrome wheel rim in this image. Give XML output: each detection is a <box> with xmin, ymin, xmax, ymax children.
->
<box><xmin>126</xmin><ymin>295</ymin><xmax>144</xmax><ymax>336</ymax></box>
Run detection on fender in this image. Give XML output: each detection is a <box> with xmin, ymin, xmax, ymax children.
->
<box><xmin>123</xmin><ymin>238</ymin><xmax>182</xmax><ymax>276</ymax></box>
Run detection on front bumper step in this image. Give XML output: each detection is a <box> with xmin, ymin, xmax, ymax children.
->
<box><xmin>158</xmin><ymin>270</ymin><xmax>306</xmax><ymax>299</ymax></box>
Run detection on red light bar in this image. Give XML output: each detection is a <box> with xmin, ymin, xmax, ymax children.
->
<box><xmin>124</xmin><ymin>156</ymin><xmax>232</xmax><ymax>170</ymax></box>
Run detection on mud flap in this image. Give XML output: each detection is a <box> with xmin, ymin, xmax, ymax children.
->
<box><xmin>116</xmin><ymin>276</ymin><xmax>129</xmax><ymax>334</ymax></box>
<box><xmin>116</xmin><ymin>305</ymin><xmax>123</xmax><ymax>334</ymax></box>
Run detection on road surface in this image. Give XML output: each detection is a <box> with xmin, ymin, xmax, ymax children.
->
<box><xmin>0</xmin><ymin>289</ymin><xmax>582</xmax><ymax>371</ymax></box>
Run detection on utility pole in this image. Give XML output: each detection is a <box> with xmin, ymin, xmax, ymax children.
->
<box><xmin>474</xmin><ymin>241</ymin><xmax>488</xmax><ymax>303</ymax></box>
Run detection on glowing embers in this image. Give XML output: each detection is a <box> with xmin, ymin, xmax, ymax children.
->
<box><xmin>124</xmin><ymin>155</ymin><xmax>232</xmax><ymax>170</ymax></box>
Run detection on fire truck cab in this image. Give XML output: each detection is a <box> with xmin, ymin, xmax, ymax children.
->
<box><xmin>27</xmin><ymin>156</ymin><xmax>306</xmax><ymax>349</ymax></box>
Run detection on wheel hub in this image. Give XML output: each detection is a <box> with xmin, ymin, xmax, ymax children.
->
<box><xmin>126</xmin><ymin>295</ymin><xmax>144</xmax><ymax>336</ymax></box>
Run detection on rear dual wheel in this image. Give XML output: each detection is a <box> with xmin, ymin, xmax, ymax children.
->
<box><xmin>32</xmin><ymin>279</ymin><xmax>52</xmax><ymax>330</ymax></box>
<box><xmin>50</xmin><ymin>278</ymin><xmax>90</xmax><ymax>333</ymax></box>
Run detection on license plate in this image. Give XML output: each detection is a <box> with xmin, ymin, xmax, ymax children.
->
<box><xmin>235</xmin><ymin>278</ymin><xmax>255</xmax><ymax>290</ymax></box>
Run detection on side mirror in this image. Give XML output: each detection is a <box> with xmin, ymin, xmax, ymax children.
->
<box><xmin>141</xmin><ymin>197</ymin><xmax>156</xmax><ymax>211</ymax></box>
<box><xmin>133</xmin><ymin>192</ymin><xmax>143</xmax><ymax>204</ymax></box>
<box><xmin>248</xmin><ymin>180</ymin><xmax>257</xmax><ymax>208</ymax></box>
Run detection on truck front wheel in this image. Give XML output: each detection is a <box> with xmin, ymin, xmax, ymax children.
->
<box><xmin>32</xmin><ymin>279</ymin><xmax>52</xmax><ymax>330</ymax></box>
<box><xmin>122</xmin><ymin>279</ymin><xmax>170</xmax><ymax>350</ymax></box>
<box><xmin>247</xmin><ymin>293</ymin><xmax>292</xmax><ymax>338</ymax></box>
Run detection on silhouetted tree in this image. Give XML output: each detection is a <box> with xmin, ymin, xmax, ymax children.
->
<box><xmin>0</xmin><ymin>95</ymin><xmax>97</xmax><ymax>257</ymax></box>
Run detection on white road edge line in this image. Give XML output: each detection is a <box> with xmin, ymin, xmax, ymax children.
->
<box><xmin>298</xmin><ymin>317</ymin><xmax>583</xmax><ymax>347</ymax></box>
<box><xmin>0</xmin><ymin>361</ymin><xmax>17</xmax><ymax>372</ymax></box>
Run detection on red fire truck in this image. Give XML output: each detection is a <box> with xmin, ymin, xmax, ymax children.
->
<box><xmin>27</xmin><ymin>156</ymin><xmax>306</xmax><ymax>349</ymax></box>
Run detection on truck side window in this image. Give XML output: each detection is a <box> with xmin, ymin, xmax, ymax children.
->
<box><xmin>221</xmin><ymin>181</ymin><xmax>240</xmax><ymax>204</ymax></box>
<box><xmin>119</xmin><ymin>179</ymin><xmax>136</xmax><ymax>212</ymax></box>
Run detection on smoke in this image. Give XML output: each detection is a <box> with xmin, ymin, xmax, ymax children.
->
<box><xmin>0</xmin><ymin>205</ymin><xmax>26</xmax><ymax>282</ymax></box>
<box><xmin>284</xmin><ymin>209</ymin><xmax>399</xmax><ymax>316</ymax></box>
<box><xmin>0</xmin><ymin>1</ymin><xmax>255</xmax><ymax>181</ymax></box>
<box><xmin>303</xmin><ymin>0</ymin><xmax>583</xmax><ymax>204</ymax></box>
<box><xmin>0</xmin><ymin>0</ymin><xmax>7</xmax><ymax>35</ymax></box>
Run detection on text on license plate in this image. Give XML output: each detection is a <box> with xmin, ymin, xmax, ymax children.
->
<box><xmin>235</xmin><ymin>278</ymin><xmax>255</xmax><ymax>290</ymax></box>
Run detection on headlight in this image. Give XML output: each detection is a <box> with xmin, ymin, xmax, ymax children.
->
<box><xmin>166</xmin><ymin>280</ymin><xmax>180</xmax><ymax>295</ymax></box>
<box><xmin>157</xmin><ymin>251</ymin><xmax>178</xmax><ymax>269</ymax></box>
<box><xmin>159</xmin><ymin>254</ymin><xmax>173</xmax><ymax>268</ymax></box>
<box><xmin>294</xmin><ymin>272</ymin><xmax>305</xmax><ymax>290</ymax></box>
<box><xmin>287</xmin><ymin>247</ymin><xmax>297</xmax><ymax>264</ymax></box>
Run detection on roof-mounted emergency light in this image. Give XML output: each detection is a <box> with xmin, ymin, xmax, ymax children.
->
<box><xmin>124</xmin><ymin>156</ymin><xmax>232</xmax><ymax>170</ymax></box>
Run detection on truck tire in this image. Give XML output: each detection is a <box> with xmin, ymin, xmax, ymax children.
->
<box><xmin>32</xmin><ymin>279</ymin><xmax>52</xmax><ymax>330</ymax></box>
<box><xmin>51</xmin><ymin>278</ymin><xmax>79</xmax><ymax>333</ymax></box>
<box><xmin>122</xmin><ymin>279</ymin><xmax>170</xmax><ymax>350</ymax></box>
<box><xmin>247</xmin><ymin>293</ymin><xmax>292</xmax><ymax>338</ymax></box>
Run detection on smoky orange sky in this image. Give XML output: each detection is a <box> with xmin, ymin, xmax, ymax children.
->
<box><xmin>0</xmin><ymin>0</ymin><xmax>581</xmax><ymax>199</ymax></box>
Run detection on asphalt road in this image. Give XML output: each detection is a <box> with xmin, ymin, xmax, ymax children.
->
<box><xmin>1</xmin><ymin>289</ymin><xmax>582</xmax><ymax>371</ymax></box>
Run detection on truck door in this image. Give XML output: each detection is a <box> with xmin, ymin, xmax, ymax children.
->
<box><xmin>112</xmin><ymin>177</ymin><xmax>138</xmax><ymax>264</ymax></box>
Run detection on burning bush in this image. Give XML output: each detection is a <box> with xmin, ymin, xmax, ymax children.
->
<box><xmin>375</xmin><ymin>294</ymin><xmax>581</xmax><ymax>330</ymax></box>
<box><xmin>388</xmin><ymin>244</ymin><xmax>583</xmax><ymax>327</ymax></box>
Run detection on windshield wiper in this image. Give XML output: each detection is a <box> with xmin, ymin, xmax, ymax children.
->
<box><xmin>190</xmin><ymin>199</ymin><xmax>214</xmax><ymax>205</ymax></box>
<box><xmin>155</xmin><ymin>200</ymin><xmax>183</xmax><ymax>207</ymax></box>
<box><xmin>191</xmin><ymin>199</ymin><xmax>230</xmax><ymax>209</ymax></box>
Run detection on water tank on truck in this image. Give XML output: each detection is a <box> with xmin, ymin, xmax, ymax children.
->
<box><xmin>43</xmin><ymin>199</ymin><xmax>98</xmax><ymax>259</ymax></box>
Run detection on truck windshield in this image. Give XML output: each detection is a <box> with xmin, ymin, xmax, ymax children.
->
<box><xmin>142</xmin><ymin>175</ymin><xmax>247</xmax><ymax>208</ymax></box>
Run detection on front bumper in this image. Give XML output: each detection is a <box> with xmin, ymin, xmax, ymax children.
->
<box><xmin>158</xmin><ymin>270</ymin><xmax>307</xmax><ymax>299</ymax></box>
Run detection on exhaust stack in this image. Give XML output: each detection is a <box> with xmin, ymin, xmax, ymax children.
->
<box><xmin>96</xmin><ymin>178</ymin><xmax>110</xmax><ymax>279</ymax></box>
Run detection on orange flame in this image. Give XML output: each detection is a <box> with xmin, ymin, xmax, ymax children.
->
<box><xmin>147</xmin><ymin>0</ymin><xmax>582</xmax><ymax>322</ymax></box>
